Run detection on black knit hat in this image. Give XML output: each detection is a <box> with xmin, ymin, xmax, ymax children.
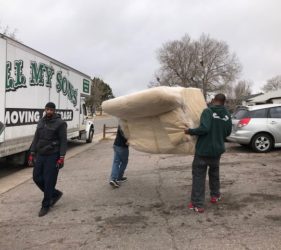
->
<box><xmin>45</xmin><ymin>102</ymin><xmax>56</xmax><ymax>109</ymax></box>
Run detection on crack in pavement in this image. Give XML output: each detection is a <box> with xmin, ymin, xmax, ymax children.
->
<box><xmin>155</xmin><ymin>157</ymin><xmax>179</xmax><ymax>250</ymax></box>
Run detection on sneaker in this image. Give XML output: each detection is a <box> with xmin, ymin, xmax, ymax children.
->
<box><xmin>51</xmin><ymin>190</ymin><xmax>63</xmax><ymax>207</ymax></box>
<box><xmin>210</xmin><ymin>195</ymin><xmax>221</xmax><ymax>204</ymax></box>
<box><xmin>117</xmin><ymin>177</ymin><xmax>127</xmax><ymax>183</ymax></box>
<box><xmin>188</xmin><ymin>202</ymin><xmax>204</xmax><ymax>213</ymax></box>
<box><xmin>109</xmin><ymin>180</ymin><xmax>120</xmax><ymax>188</ymax></box>
<box><xmin>38</xmin><ymin>206</ymin><xmax>49</xmax><ymax>217</ymax></box>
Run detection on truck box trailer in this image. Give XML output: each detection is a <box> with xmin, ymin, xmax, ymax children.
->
<box><xmin>0</xmin><ymin>33</ymin><xmax>94</xmax><ymax>164</ymax></box>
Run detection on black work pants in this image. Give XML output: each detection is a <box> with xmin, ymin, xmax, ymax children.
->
<box><xmin>33</xmin><ymin>153</ymin><xmax>60</xmax><ymax>208</ymax></box>
<box><xmin>191</xmin><ymin>154</ymin><xmax>221</xmax><ymax>207</ymax></box>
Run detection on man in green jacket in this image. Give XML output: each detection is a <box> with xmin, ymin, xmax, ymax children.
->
<box><xmin>185</xmin><ymin>93</ymin><xmax>232</xmax><ymax>213</ymax></box>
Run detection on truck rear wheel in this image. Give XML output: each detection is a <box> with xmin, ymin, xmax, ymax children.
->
<box><xmin>86</xmin><ymin>128</ymin><xmax>94</xmax><ymax>143</ymax></box>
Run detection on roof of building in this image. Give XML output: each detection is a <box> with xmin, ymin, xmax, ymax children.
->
<box><xmin>248</xmin><ymin>89</ymin><xmax>281</xmax><ymax>103</ymax></box>
<box><xmin>244</xmin><ymin>93</ymin><xmax>263</xmax><ymax>100</ymax></box>
<box><xmin>246</xmin><ymin>103</ymin><xmax>281</xmax><ymax>110</ymax></box>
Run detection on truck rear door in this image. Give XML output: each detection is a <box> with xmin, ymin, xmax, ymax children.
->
<box><xmin>0</xmin><ymin>37</ymin><xmax>6</xmax><ymax>143</ymax></box>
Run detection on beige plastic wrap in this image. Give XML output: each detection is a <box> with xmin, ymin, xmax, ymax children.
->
<box><xmin>102</xmin><ymin>87</ymin><xmax>207</xmax><ymax>154</ymax></box>
<box><xmin>102</xmin><ymin>87</ymin><xmax>182</xmax><ymax>119</ymax></box>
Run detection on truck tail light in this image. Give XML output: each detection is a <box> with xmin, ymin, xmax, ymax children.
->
<box><xmin>238</xmin><ymin>117</ymin><xmax>251</xmax><ymax>128</ymax></box>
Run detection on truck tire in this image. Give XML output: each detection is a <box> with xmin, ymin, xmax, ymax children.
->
<box><xmin>86</xmin><ymin>127</ymin><xmax>94</xmax><ymax>143</ymax></box>
<box><xmin>251</xmin><ymin>133</ymin><xmax>273</xmax><ymax>153</ymax></box>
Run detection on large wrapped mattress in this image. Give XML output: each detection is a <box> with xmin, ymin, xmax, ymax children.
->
<box><xmin>102</xmin><ymin>87</ymin><xmax>206</xmax><ymax>154</ymax></box>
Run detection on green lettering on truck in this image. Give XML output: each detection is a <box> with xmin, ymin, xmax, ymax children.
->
<box><xmin>30</xmin><ymin>62</ymin><xmax>45</xmax><ymax>86</ymax></box>
<box><xmin>14</xmin><ymin>60</ymin><xmax>27</xmax><ymax>88</ymax></box>
<box><xmin>56</xmin><ymin>71</ymin><xmax>78</xmax><ymax>106</ymax></box>
<box><xmin>6</xmin><ymin>60</ymin><xmax>27</xmax><ymax>91</ymax></box>
<box><xmin>6</xmin><ymin>61</ymin><xmax>15</xmax><ymax>91</ymax></box>
<box><xmin>45</xmin><ymin>65</ymin><xmax>54</xmax><ymax>87</ymax></box>
<box><xmin>83</xmin><ymin>79</ymin><xmax>90</xmax><ymax>93</ymax></box>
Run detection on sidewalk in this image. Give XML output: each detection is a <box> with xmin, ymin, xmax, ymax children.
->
<box><xmin>90</xmin><ymin>112</ymin><xmax>111</xmax><ymax>120</ymax></box>
<box><xmin>0</xmin><ymin>133</ymin><xmax>105</xmax><ymax>195</ymax></box>
<box><xmin>1</xmin><ymin>140</ymin><xmax>281</xmax><ymax>249</ymax></box>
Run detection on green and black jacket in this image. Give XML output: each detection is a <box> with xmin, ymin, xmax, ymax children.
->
<box><xmin>188</xmin><ymin>105</ymin><xmax>232</xmax><ymax>157</ymax></box>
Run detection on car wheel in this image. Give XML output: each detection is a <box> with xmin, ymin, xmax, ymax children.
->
<box><xmin>251</xmin><ymin>133</ymin><xmax>273</xmax><ymax>153</ymax></box>
<box><xmin>86</xmin><ymin>128</ymin><xmax>94</xmax><ymax>143</ymax></box>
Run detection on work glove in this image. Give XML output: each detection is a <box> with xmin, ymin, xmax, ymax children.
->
<box><xmin>56</xmin><ymin>156</ymin><xmax>65</xmax><ymax>169</ymax></box>
<box><xmin>184</xmin><ymin>124</ymin><xmax>190</xmax><ymax>135</ymax></box>
<box><xmin>184</xmin><ymin>128</ymin><xmax>190</xmax><ymax>135</ymax></box>
<box><xmin>28</xmin><ymin>153</ymin><xmax>35</xmax><ymax>167</ymax></box>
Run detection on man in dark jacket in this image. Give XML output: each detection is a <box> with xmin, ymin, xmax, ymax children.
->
<box><xmin>109</xmin><ymin>125</ymin><xmax>129</xmax><ymax>188</ymax></box>
<box><xmin>185</xmin><ymin>94</ymin><xmax>232</xmax><ymax>213</ymax></box>
<box><xmin>28</xmin><ymin>102</ymin><xmax>67</xmax><ymax>217</ymax></box>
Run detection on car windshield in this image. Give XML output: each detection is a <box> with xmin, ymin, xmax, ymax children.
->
<box><xmin>232</xmin><ymin>109</ymin><xmax>249</xmax><ymax>119</ymax></box>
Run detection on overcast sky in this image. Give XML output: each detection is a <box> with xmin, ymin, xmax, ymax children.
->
<box><xmin>1</xmin><ymin>0</ymin><xmax>281</xmax><ymax>96</ymax></box>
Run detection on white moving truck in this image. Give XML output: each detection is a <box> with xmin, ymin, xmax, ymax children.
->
<box><xmin>0</xmin><ymin>33</ymin><xmax>94</xmax><ymax>164</ymax></box>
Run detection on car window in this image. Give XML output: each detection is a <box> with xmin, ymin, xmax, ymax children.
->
<box><xmin>249</xmin><ymin>108</ymin><xmax>267</xmax><ymax>118</ymax></box>
<box><xmin>232</xmin><ymin>109</ymin><xmax>249</xmax><ymax>119</ymax></box>
<box><xmin>269</xmin><ymin>106</ymin><xmax>281</xmax><ymax>118</ymax></box>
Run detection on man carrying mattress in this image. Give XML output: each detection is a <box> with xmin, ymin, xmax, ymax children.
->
<box><xmin>185</xmin><ymin>93</ymin><xmax>232</xmax><ymax>213</ymax></box>
<box><xmin>109</xmin><ymin>125</ymin><xmax>129</xmax><ymax>188</ymax></box>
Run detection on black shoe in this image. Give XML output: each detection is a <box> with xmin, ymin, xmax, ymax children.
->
<box><xmin>109</xmin><ymin>180</ymin><xmax>120</xmax><ymax>188</ymax></box>
<box><xmin>38</xmin><ymin>207</ymin><xmax>49</xmax><ymax>217</ymax></box>
<box><xmin>51</xmin><ymin>191</ymin><xmax>63</xmax><ymax>207</ymax></box>
<box><xmin>117</xmin><ymin>177</ymin><xmax>127</xmax><ymax>183</ymax></box>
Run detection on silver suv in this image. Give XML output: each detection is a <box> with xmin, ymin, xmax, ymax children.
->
<box><xmin>228</xmin><ymin>104</ymin><xmax>281</xmax><ymax>152</ymax></box>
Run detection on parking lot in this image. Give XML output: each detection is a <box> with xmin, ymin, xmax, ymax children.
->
<box><xmin>0</xmin><ymin>139</ymin><xmax>281</xmax><ymax>249</ymax></box>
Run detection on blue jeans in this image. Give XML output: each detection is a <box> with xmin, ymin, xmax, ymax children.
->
<box><xmin>33</xmin><ymin>153</ymin><xmax>61</xmax><ymax>208</ymax></box>
<box><xmin>191</xmin><ymin>155</ymin><xmax>221</xmax><ymax>208</ymax></box>
<box><xmin>110</xmin><ymin>145</ymin><xmax>129</xmax><ymax>181</ymax></box>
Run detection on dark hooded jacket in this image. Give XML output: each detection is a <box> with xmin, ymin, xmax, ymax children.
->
<box><xmin>114</xmin><ymin>126</ymin><xmax>128</xmax><ymax>148</ymax></box>
<box><xmin>188</xmin><ymin>105</ymin><xmax>232</xmax><ymax>157</ymax></box>
<box><xmin>30</xmin><ymin>113</ymin><xmax>67</xmax><ymax>156</ymax></box>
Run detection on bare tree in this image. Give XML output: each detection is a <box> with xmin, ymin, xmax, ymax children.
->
<box><xmin>152</xmin><ymin>33</ymin><xmax>242</xmax><ymax>98</ymax></box>
<box><xmin>234</xmin><ymin>80</ymin><xmax>252</xmax><ymax>99</ymax></box>
<box><xmin>226</xmin><ymin>80</ymin><xmax>252</xmax><ymax>111</ymax></box>
<box><xmin>154</xmin><ymin>35</ymin><xmax>198</xmax><ymax>87</ymax></box>
<box><xmin>0</xmin><ymin>23</ymin><xmax>18</xmax><ymax>40</ymax></box>
<box><xmin>262</xmin><ymin>75</ymin><xmax>281</xmax><ymax>92</ymax></box>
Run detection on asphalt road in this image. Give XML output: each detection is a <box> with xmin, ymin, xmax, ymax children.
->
<box><xmin>1</xmin><ymin>138</ymin><xmax>281</xmax><ymax>249</ymax></box>
<box><xmin>1</xmin><ymin>115</ymin><xmax>281</xmax><ymax>249</ymax></box>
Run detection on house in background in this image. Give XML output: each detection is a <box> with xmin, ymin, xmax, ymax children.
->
<box><xmin>242</xmin><ymin>90</ymin><xmax>281</xmax><ymax>105</ymax></box>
